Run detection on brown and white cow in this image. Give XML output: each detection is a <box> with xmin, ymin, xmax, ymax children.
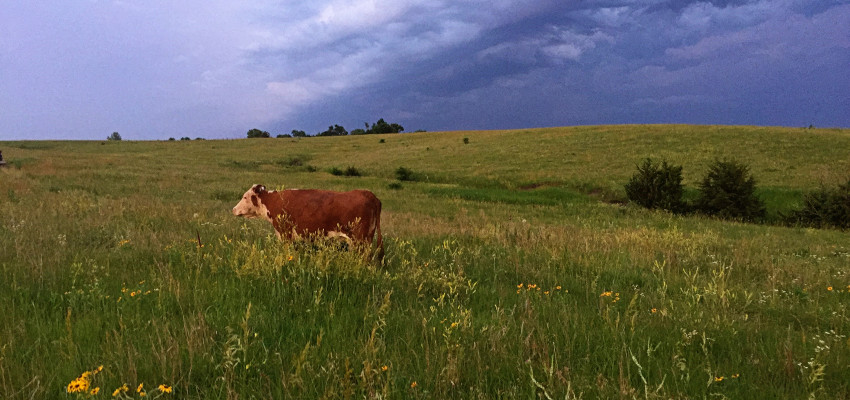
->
<box><xmin>232</xmin><ymin>184</ymin><xmax>383</xmax><ymax>260</ymax></box>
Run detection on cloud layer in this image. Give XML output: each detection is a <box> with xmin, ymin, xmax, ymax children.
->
<box><xmin>1</xmin><ymin>0</ymin><xmax>847</xmax><ymax>139</ymax></box>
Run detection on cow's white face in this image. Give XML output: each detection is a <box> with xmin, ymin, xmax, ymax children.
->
<box><xmin>232</xmin><ymin>184</ymin><xmax>267</xmax><ymax>219</ymax></box>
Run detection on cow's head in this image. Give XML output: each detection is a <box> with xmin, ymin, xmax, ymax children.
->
<box><xmin>232</xmin><ymin>184</ymin><xmax>267</xmax><ymax>218</ymax></box>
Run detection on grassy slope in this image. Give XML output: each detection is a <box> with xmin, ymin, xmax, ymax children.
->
<box><xmin>1</xmin><ymin>125</ymin><xmax>849</xmax><ymax>399</ymax></box>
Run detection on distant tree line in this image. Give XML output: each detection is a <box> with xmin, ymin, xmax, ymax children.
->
<box><xmin>246</xmin><ymin>118</ymin><xmax>407</xmax><ymax>139</ymax></box>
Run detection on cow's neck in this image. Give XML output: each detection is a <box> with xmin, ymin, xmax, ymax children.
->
<box><xmin>258</xmin><ymin>190</ymin><xmax>284</xmax><ymax>223</ymax></box>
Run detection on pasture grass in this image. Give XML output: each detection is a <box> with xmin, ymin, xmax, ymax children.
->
<box><xmin>1</xmin><ymin>125</ymin><xmax>850</xmax><ymax>398</ymax></box>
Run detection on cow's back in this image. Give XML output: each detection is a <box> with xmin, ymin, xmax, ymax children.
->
<box><xmin>278</xmin><ymin>189</ymin><xmax>381</xmax><ymax>241</ymax></box>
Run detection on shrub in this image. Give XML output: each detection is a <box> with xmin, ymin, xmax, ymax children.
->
<box><xmin>463</xmin><ymin>137</ymin><xmax>469</xmax><ymax>144</ymax></box>
<box><xmin>247</xmin><ymin>129</ymin><xmax>271</xmax><ymax>138</ymax></box>
<box><xmin>344</xmin><ymin>166</ymin><xmax>361</xmax><ymax>177</ymax></box>
<box><xmin>387</xmin><ymin>182</ymin><xmax>403</xmax><ymax>190</ymax></box>
<box><xmin>329</xmin><ymin>167</ymin><xmax>361</xmax><ymax>177</ymax></box>
<box><xmin>788</xmin><ymin>179</ymin><xmax>850</xmax><ymax>230</ymax></box>
<box><xmin>695</xmin><ymin>159</ymin><xmax>765</xmax><ymax>222</ymax></box>
<box><xmin>276</xmin><ymin>155</ymin><xmax>307</xmax><ymax>168</ymax></box>
<box><xmin>624</xmin><ymin>158</ymin><xmax>686</xmax><ymax>213</ymax></box>
<box><xmin>395</xmin><ymin>167</ymin><xmax>415</xmax><ymax>182</ymax></box>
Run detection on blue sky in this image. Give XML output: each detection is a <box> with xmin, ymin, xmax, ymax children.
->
<box><xmin>1</xmin><ymin>0</ymin><xmax>848</xmax><ymax>140</ymax></box>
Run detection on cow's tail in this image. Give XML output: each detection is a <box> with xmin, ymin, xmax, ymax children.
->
<box><xmin>373</xmin><ymin>201</ymin><xmax>384</xmax><ymax>265</ymax></box>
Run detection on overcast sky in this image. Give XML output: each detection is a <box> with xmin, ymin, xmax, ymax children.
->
<box><xmin>1</xmin><ymin>0</ymin><xmax>848</xmax><ymax>140</ymax></box>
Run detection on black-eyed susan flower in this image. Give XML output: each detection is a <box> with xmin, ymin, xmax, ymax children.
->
<box><xmin>381</xmin><ymin>365</ymin><xmax>388</xmax><ymax>372</ymax></box>
<box><xmin>113</xmin><ymin>384</ymin><xmax>129</xmax><ymax>397</ymax></box>
<box><xmin>714</xmin><ymin>376</ymin><xmax>724</xmax><ymax>382</ymax></box>
<box><xmin>410</xmin><ymin>381</ymin><xmax>418</xmax><ymax>389</ymax></box>
<box><xmin>732</xmin><ymin>373</ymin><xmax>740</xmax><ymax>378</ymax></box>
<box><xmin>158</xmin><ymin>384</ymin><xmax>173</xmax><ymax>393</ymax></box>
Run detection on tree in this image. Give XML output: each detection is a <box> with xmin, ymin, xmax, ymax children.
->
<box><xmin>247</xmin><ymin>128</ymin><xmax>271</xmax><ymax>138</ymax></box>
<box><xmin>277</xmin><ymin>134</ymin><xmax>292</xmax><ymax>138</ymax></box>
<box><xmin>695</xmin><ymin>159</ymin><xmax>766</xmax><ymax>222</ymax></box>
<box><xmin>107</xmin><ymin>132</ymin><xmax>122</xmax><ymax>141</ymax></box>
<box><xmin>624</xmin><ymin>158</ymin><xmax>686</xmax><ymax>213</ymax></box>
<box><xmin>366</xmin><ymin>118</ymin><xmax>404</xmax><ymax>134</ymax></box>
<box><xmin>291</xmin><ymin>130</ymin><xmax>307</xmax><ymax>137</ymax></box>
<box><xmin>317</xmin><ymin>124</ymin><xmax>348</xmax><ymax>136</ymax></box>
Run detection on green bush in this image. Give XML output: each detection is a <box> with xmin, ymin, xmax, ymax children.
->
<box><xmin>624</xmin><ymin>158</ymin><xmax>686</xmax><ymax>213</ymax></box>
<box><xmin>395</xmin><ymin>167</ymin><xmax>414</xmax><ymax>182</ymax></box>
<box><xmin>330</xmin><ymin>166</ymin><xmax>361</xmax><ymax>177</ymax></box>
<box><xmin>788</xmin><ymin>179</ymin><xmax>850</xmax><ymax>230</ymax></box>
<box><xmin>695</xmin><ymin>159</ymin><xmax>765</xmax><ymax>222</ymax></box>
<box><xmin>344</xmin><ymin>166</ymin><xmax>361</xmax><ymax>177</ymax></box>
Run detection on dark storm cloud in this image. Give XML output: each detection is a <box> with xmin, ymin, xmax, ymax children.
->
<box><xmin>1</xmin><ymin>1</ymin><xmax>847</xmax><ymax>139</ymax></box>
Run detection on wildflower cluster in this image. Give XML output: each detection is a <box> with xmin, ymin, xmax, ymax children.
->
<box><xmin>600</xmin><ymin>291</ymin><xmax>621</xmax><ymax>303</ymax></box>
<box><xmin>112</xmin><ymin>382</ymin><xmax>173</xmax><ymax>399</ymax></box>
<box><xmin>67</xmin><ymin>365</ymin><xmax>103</xmax><ymax>395</ymax></box>
<box><xmin>117</xmin><ymin>239</ymin><xmax>131</xmax><ymax>247</ymax></box>
<box><xmin>516</xmin><ymin>283</ymin><xmax>564</xmax><ymax>295</ymax></box>
<box><xmin>67</xmin><ymin>365</ymin><xmax>172</xmax><ymax>398</ymax></box>
<box><xmin>116</xmin><ymin>280</ymin><xmax>157</xmax><ymax>303</ymax></box>
<box><xmin>713</xmin><ymin>373</ymin><xmax>740</xmax><ymax>383</ymax></box>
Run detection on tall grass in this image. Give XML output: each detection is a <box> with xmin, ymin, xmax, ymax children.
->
<box><xmin>1</xmin><ymin>125</ymin><xmax>849</xmax><ymax>398</ymax></box>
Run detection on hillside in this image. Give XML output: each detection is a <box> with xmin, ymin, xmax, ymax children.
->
<box><xmin>1</xmin><ymin>125</ymin><xmax>849</xmax><ymax>398</ymax></box>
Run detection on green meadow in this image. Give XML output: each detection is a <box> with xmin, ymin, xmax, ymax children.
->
<box><xmin>1</xmin><ymin>125</ymin><xmax>849</xmax><ymax>399</ymax></box>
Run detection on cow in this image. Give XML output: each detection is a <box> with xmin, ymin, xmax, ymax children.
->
<box><xmin>231</xmin><ymin>184</ymin><xmax>384</xmax><ymax>261</ymax></box>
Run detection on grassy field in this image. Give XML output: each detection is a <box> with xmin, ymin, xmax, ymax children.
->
<box><xmin>1</xmin><ymin>125</ymin><xmax>849</xmax><ymax>399</ymax></box>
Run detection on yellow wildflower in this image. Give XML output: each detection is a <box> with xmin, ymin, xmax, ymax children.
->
<box><xmin>600</xmin><ymin>291</ymin><xmax>612</xmax><ymax>297</ymax></box>
<box><xmin>714</xmin><ymin>376</ymin><xmax>724</xmax><ymax>382</ymax></box>
<box><xmin>91</xmin><ymin>387</ymin><xmax>100</xmax><ymax>395</ymax></box>
<box><xmin>828</xmin><ymin>286</ymin><xmax>833</xmax><ymax>291</ymax></box>
<box><xmin>731</xmin><ymin>373</ymin><xmax>740</xmax><ymax>378</ymax></box>
<box><xmin>555</xmin><ymin>286</ymin><xmax>562</xmax><ymax>290</ymax></box>
<box><xmin>137</xmin><ymin>383</ymin><xmax>144</xmax><ymax>393</ymax></box>
<box><xmin>410</xmin><ymin>381</ymin><xmax>418</xmax><ymax>389</ymax></box>
<box><xmin>544</xmin><ymin>291</ymin><xmax>550</xmax><ymax>295</ymax></box>
<box><xmin>158</xmin><ymin>384</ymin><xmax>173</xmax><ymax>393</ymax></box>
<box><xmin>381</xmin><ymin>365</ymin><xmax>388</xmax><ymax>372</ymax></box>
<box><xmin>651</xmin><ymin>308</ymin><xmax>658</xmax><ymax>313</ymax></box>
<box><xmin>112</xmin><ymin>384</ymin><xmax>129</xmax><ymax>397</ymax></box>
<box><xmin>517</xmin><ymin>283</ymin><xmax>523</xmax><ymax>288</ymax></box>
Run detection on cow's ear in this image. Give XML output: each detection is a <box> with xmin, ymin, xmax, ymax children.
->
<box><xmin>252</xmin><ymin>184</ymin><xmax>266</xmax><ymax>194</ymax></box>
